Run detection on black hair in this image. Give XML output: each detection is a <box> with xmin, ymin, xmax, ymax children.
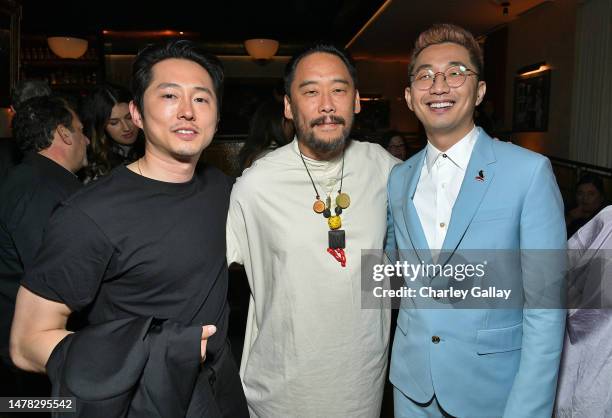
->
<box><xmin>381</xmin><ymin>130</ymin><xmax>405</xmax><ymax>149</ymax></box>
<box><xmin>12</xmin><ymin>95</ymin><xmax>74</xmax><ymax>152</ymax></box>
<box><xmin>239</xmin><ymin>99</ymin><xmax>292</xmax><ymax>170</ymax></box>
<box><xmin>284</xmin><ymin>44</ymin><xmax>358</xmax><ymax>97</ymax></box>
<box><xmin>131</xmin><ymin>40</ymin><xmax>224</xmax><ymax>114</ymax></box>
<box><xmin>11</xmin><ymin>80</ymin><xmax>52</xmax><ymax>112</ymax></box>
<box><xmin>577</xmin><ymin>172</ymin><xmax>605</xmax><ymax>196</ymax></box>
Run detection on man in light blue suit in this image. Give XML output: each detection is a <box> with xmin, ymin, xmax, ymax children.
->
<box><xmin>387</xmin><ymin>24</ymin><xmax>567</xmax><ymax>417</ymax></box>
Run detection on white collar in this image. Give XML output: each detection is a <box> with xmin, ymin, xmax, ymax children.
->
<box><xmin>425</xmin><ymin>126</ymin><xmax>479</xmax><ymax>172</ymax></box>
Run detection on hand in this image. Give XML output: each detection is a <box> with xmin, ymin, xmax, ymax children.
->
<box><xmin>200</xmin><ymin>325</ymin><xmax>216</xmax><ymax>362</ymax></box>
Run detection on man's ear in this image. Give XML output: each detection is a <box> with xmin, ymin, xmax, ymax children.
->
<box><xmin>475</xmin><ymin>81</ymin><xmax>486</xmax><ymax>107</ymax></box>
<box><xmin>129</xmin><ymin>100</ymin><xmax>144</xmax><ymax>130</ymax></box>
<box><xmin>284</xmin><ymin>95</ymin><xmax>294</xmax><ymax>120</ymax></box>
<box><xmin>404</xmin><ymin>87</ymin><xmax>414</xmax><ymax>112</ymax></box>
<box><xmin>354</xmin><ymin>90</ymin><xmax>361</xmax><ymax>114</ymax></box>
<box><xmin>56</xmin><ymin>125</ymin><xmax>73</xmax><ymax>145</ymax></box>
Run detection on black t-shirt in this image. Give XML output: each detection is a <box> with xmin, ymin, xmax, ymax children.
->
<box><xmin>23</xmin><ymin>164</ymin><xmax>232</xmax><ymax>356</ymax></box>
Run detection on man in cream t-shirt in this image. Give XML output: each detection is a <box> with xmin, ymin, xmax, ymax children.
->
<box><xmin>227</xmin><ymin>44</ymin><xmax>399</xmax><ymax>417</ymax></box>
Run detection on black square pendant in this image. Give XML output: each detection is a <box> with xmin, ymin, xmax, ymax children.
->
<box><xmin>328</xmin><ymin>230</ymin><xmax>345</xmax><ymax>249</ymax></box>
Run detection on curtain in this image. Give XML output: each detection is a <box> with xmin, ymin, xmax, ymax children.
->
<box><xmin>569</xmin><ymin>0</ymin><xmax>612</xmax><ymax>167</ymax></box>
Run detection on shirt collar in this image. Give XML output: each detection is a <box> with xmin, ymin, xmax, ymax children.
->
<box><xmin>424</xmin><ymin>125</ymin><xmax>479</xmax><ymax>172</ymax></box>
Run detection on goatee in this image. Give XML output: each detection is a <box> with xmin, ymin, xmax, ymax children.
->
<box><xmin>296</xmin><ymin>114</ymin><xmax>353</xmax><ymax>156</ymax></box>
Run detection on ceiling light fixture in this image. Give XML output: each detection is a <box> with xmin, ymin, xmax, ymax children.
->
<box><xmin>244</xmin><ymin>39</ymin><xmax>279</xmax><ymax>60</ymax></box>
<box><xmin>47</xmin><ymin>37</ymin><xmax>88</xmax><ymax>59</ymax></box>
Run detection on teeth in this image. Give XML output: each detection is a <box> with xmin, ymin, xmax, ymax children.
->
<box><xmin>176</xmin><ymin>129</ymin><xmax>195</xmax><ymax>134</ymax></box>
<box><xmin>429</xmin><ymin>102</ymin><xmax>453</xmax><ymax>109</ymax></box>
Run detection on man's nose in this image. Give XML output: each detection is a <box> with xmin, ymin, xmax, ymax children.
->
<box><xmin>178</xmin><ymin>98</ymin><xmax>195</xmax><ymax>120</ymax></box>
<box><xmin>318</xmin><ymin>92</ymin><xmax>335</xmax><ymax>113</ymax></box>
<box><xmin>430</xmin><ymin>73</ymin><xmax>450</xmax><ymax>94</ymax></box>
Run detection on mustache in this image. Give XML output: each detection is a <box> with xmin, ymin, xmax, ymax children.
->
<box><xmin>310</xmin><ymin>115</ymin><xmax>346</xmax><ymax>127</ymax></box>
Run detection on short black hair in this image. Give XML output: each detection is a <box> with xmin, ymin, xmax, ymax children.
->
<box><xmin>284</xmin><ymin>44</ymin><xmax>358</xmax><ymax>97</ymax></box>
<box><xmin>577</xmin><ymin>172</ymin><xmax>605</xmax><ymax>196</ymax></box>
<box><xmin>12</xmin><ymin>95</ymin><xmax>75</xmax><ymax>152</ymax></box>
<box><xmin>11</xmin><ymin>80</ymin><xmax>52</xmax><ymax>112</ymax></box>
<box><xmin>131</xmin><ymin>40</ymin><xmax>224</xmax><ymax>114</ymax></box>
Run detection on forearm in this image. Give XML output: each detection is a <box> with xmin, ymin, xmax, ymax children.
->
<box><xmin>10</xmin><ymin>328</ymin><xmax>71</xmax><ymax>373</ymax></box>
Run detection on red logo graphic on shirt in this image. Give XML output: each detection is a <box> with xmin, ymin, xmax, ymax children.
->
<box><xmin>475</xmin><ymin>170</ymin><xmax>485</xmax><ymax>182</ymax></box>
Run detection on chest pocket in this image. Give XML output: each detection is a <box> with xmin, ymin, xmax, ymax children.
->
<box><xmin>472</xmin><ymin>208</ymin><xmax>513</xmax><ymax>223</ymax></box>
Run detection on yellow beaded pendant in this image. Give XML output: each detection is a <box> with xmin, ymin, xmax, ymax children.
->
<box><xmin>328</xmin><ymin>215</ymin><xmax>342</xmax><ymax>230</ymax></box>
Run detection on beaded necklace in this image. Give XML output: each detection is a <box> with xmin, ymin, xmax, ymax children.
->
<box><xmin>299</xmin><ymin>149</ymin><xmax>350</xmax><ymax>267</ymax></box>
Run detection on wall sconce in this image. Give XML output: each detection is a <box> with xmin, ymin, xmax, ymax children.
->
<box><xmin>244</xmin><ymin>39</ymin><xmax>279</xmax><ymax>60</ymax></box>
<box><xmin>47</xmin><ymin>37</ymin><xmax>88</xmax><ymax>59</ymax></box>
<box><xmin>517</xmin><ymin>61</ymin><xmax>549</xmax><ymax>77</ymax></box>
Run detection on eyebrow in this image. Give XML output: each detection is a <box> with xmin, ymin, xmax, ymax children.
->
<box><xmin>297</xmin><ymin>78</ymin><xmax>350</xmax><ymax>89</ymax></box>
<box><xmin>156</xmin><ymin>82</ymin><xmax>214</xmax><ymax>96</ymax></box>
<box><xmin>413</xmin><ymin>61</ymin><xmax>468</xmax><ymax>74</ymax></box>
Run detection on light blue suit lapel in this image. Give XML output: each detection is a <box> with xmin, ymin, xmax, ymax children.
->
<box><xmin>442</xmin><ymin>132</ymin><xmax>497</xmax><ymax>253</ymax></box>
<box><xmin>402</xmin><ymin>151</ymin><xmax>431</xmax><ymax>261</ymax></box>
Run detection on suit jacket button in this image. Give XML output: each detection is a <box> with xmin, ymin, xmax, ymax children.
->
<box><xmin>432</xmin><ymin>335</ymin><xmax>441</xmax><ymax>344</ymax></box>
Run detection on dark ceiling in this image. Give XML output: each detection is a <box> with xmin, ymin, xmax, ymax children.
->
<box><xmin>20</xmin><ymin>0</ymin><xmax>386</xmax><ymax>54</ymax></box>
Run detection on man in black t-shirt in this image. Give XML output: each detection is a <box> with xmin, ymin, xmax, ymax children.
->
<box><xmin>10</xmin><ymin>41</ymin><xmax>248</xmax><ymax>417</ymax></box>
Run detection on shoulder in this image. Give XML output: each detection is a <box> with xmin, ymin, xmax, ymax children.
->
<box><xmin>63</xmin><ymin>166</ymin><xmax>129</xmax><ymax>215</ymax></box>
<box><xmin>195</xmin><ymin>162</ymin><xmax>234</xmax><ymax>193</ymax></box>
<box><xmin>233</xmin><ymin>142</ymin><xmax>292</xmax><ymax>193</ymax></box>
<box><xmin>488</xmin><ymin>137</ymin><xmax>548</xmax><ymax>167</ymax></box>
<box><xmin>346</xmin><ymin>140</ymin><xmax>401</xmax><ymax>180</ymax></box>
<box><xmin>348</xmin><ymin>140</ymin><xmax>394</xmax><ymax>162</ymax></box>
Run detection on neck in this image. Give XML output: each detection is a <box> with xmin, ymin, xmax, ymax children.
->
<box><xmin>38</xmin><ymin>148</ymin><xmax>76</xmax><ymax>173</ymax></box>
<box><xmin>426</xmin><ymin>123</ymin><xmax>475</xmax><ymax>152</ymax></box>
<box><xmin>297</xmin><ymin>138</ymin><xmax>345</xmax><ymax>161</ymax></box>
<box><xmin>129</xmin><ymin>148</ymin><xmax>197</xmax><ymax>183</ymax></box>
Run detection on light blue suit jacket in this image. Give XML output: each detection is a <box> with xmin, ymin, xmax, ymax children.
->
<box><xmin>387</xmin><ymin>130</ymin><xmax>567</xmax><ymax>418</ymax></box>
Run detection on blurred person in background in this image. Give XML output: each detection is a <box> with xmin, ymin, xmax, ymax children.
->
<box><xmin>1</xmin><ymin>80</ymin><xmax>53</xmax><ymax>177</ymax></box>
<box><xmin>238</xmin><ymin>99</ymin><xmax>294</xmax><ymax>171</ymax></box>
<box><xmin>382</xmin><ymin>130</ymin><xmax>408</xmax><ymax>161</ymax></box>
<box><xmin>566</xmin><ymin>173</ymin><xmax>607</xmax><ymax>238</ymax></box>
<box><xmin>80</xmin><ymin>83</ymin><xmax>143</xmax><ymax>182</ymax></box>
<box><xmin>0</xmin><ymin>95</ymin><xmax>87</xmax><ymax>404</ymax></box>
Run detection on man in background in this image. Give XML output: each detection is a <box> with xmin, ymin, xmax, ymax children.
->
<box><xmin>0</xmin><ymin>95</ymin><xmax>87</xmax><ymax>400</ymax></box>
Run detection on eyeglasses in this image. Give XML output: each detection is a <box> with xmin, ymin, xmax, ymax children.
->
<box><xmin>410</xmin><ymin>65</ymin><xmax>479</xmax><ymax>91</ymax></box>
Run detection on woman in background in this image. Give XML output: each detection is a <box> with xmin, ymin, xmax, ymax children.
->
<box><xmin>566</xmin><ymin>173</ymin><xmax>608</xmax><ymax>237</ymax></box>
<box><xmin>238</xmin><ymin>99</ymin><xmax>294</xmax><ymax>171</ymax></box>
<box><xmin>80</xmin><ymin>84</ymin><xmax>143</xmax><ymax>183</ymax></box>
<box><xmin>381</xmin><ymin>130</ymin><xmax>408</xmax><ymax>161</ymax></box>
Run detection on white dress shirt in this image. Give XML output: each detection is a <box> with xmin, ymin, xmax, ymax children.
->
<box><xmin>414</xmin><ymin>126</ymin><xmax>480</xmax><ymax>250</ymax></box>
